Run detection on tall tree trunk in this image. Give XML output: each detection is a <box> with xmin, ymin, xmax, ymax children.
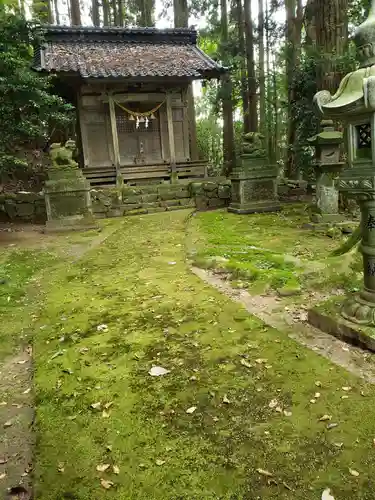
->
<box><xmin>237</xmin><ymin>0</ymin><xmax>250</xmax><ymax>133</ymax></box>
<box><xmin>315</xmin><ymin>0</ymin><xmax>348</xmax><ymax>93</ymax></box>
<box><xmin>32</xmin><ymin>0</ymin><xmax>54</xmax><ymax>23</ymax></box>
<box><xmin>111</xmin><ymin>0</ymin><xmax>119</xmax><ymax>25</ymax></box>
<box><xmin>220</xmin><ymin>0</ymin><xmax>235</xmax><ymax>174</ymax></box>
<box><xmin>285</xmin><ymin>0</ymin><xmax>303</xmax><ymax>178</ymax></box>
<box><xmin>92</xmin><ymin>0</ymin><xmax>100</xmax><ymax>26</ymax></box>
<box><xmin>140</xmin><ymin>0</ymin><xmax>153</xmax><ymax>26</ymax></box>
<box><xmin>19</xmin><ymin>0</ymin><xmax>25</xmax><ymax>16</ymax></box>
<box><xmin>103</xmin><ymin>0</ymin><xmax>109</xmax><ymax>25</ymax></box>
<box><xmin>244</xmin><ymin>0</ymin><xmax>257</xmax><ymax>132</ymax></box>
<box><xmin>53</xmin><ymin>0</ymin><xmax>60</xmax><ymax>23</ymax></box>
<box><xmin>70</xmin><ymin>0</ymin><xmax>81</xmax><ymax>25</ymax></box>
<box><xmin>265</xmin><ymin>0</ymin><xmax>273</xmax><ymax>162</ymax></box>
<box><xmin>272</xmin><ymin>61</ymin><xmax>279</xmax><ymax>164</ymax></box>
<box><xmin>258</xmin><ymin>0</ymin><xmax>266</xmax><ymax>136</ymax></box>
<box><xmin>173</xmin><ymin>0</ymin><xmax>188</xmax><ymax>27</ymax></box>
<box><xmin>118</xmin><ymin>0</ymin><xmax>124</xmax><ymax>25</ymax></box>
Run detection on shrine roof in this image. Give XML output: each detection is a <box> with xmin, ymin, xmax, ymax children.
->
<box><xmin>34</xmin><ymin>25</ymin><xmax>225</xmax><ymax>80</ymax></box>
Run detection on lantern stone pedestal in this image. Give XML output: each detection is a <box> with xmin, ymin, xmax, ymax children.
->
<box><xmin>228</xmin><ymin>132</ymin><xmax>280</xmax><ymax>214</ymax></box>
<box><xmin>311</xmin><ymin>5</ymin><xmax>375</xmax><ymax>328</ymax></box>
<box><xmin>44</xmin><ymin>141</ymin><xmax>98</xmax><ymax>233</ymax></box>
<box><xmin>307</xmin><ymin>120</ymin><xmax>345</xmax><ymax>226</ymax></box>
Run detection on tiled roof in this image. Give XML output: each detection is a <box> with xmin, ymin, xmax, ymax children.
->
<box><xmin>34</xmin><ymin>26</ymin><xmax>225</xmax><ymax>79</ymax></box>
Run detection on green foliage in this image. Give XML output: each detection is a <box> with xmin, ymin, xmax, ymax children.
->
<box><xmin>0</xmin><ymin>11</ymin><xmax>73</xmax><ymax>172</ymax></box>
<box><xmin>196</xmin><ymin>117</ymin><xmax>223</xmax><ymax>175</ymax></box>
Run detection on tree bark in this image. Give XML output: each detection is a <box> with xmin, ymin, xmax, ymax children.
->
<box><xmin>103</xmin><ymin>0</ymin><xmax>110</xmax><ymax>25</ymax></box>
<box><xmin>285</xmin><ymin>0</ymin><xmax>303</xmax><ymax>178</ymax></box>
<box><xmin>258</xmin><ymin>0</ymin><xmax>266</xmax><ymax>136</ymax></box>
<box><xmin>244</xmin><ymin>0</ymin><xmax>257</xmax><ymax>132</ymax></box>
<box><xmin>92</xmin><ymin>0</ymin><xmax>100</xmax><ymax>26</ymax></box>
<box><xmin>237</xmin><ymin>0</ymin><xmax>250</xmax><ymax>133</ymax></box>
<box><xmin>70</xmin><ymin>0</ymin><xmax>81</xmax><ymax>25</ymax></box>
<box><xmin>140</xmin><ymin>0</ymin><xmax>154</xmax><ymax>26</ymax></box>
<box><xmin>220</xmin><ymin>0</ymin><xmax>235</xmax><ymax>174</ymax></box>
<box><xmin>53</xmin><ymin>0</ymin><xmax>60</xmax><ymax>23</ymax></box>
<box><xmin>265</xmin><ymin>0</ymin><xmax>273</xmax><ymax>162</ymax></box>
<box><xmin>315</xmin><ymin>0</ymin><xmax>348</xmax><ymax>93</ymax></box>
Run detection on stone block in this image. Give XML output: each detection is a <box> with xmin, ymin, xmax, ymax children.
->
<box><xmin>141</xmin><ymin>193</ymin><xmax>159</xmax><ymax>203</ymax></box>
<box><xmin>218</xmin><ymin>184</ymin><xmax>231</xmax><ymax>199</ymax></box>
<box><xmin>195</xmin><ymin>196</ymin><xmax>209</xmax><ymax>211</ymax></box>
<box><xmin>123</xmin><ymin>195</ymin><xmax>142</xmax><ymax>205</ymax></box>
<box><xmin>189</xmin><ymin>182</ymin><xmax>204</xmax><ymax>196</ymax></box>
<box><xmin>122</xmin><ymin>203</ymin><xmax>142</xmax><ymax>211</ymax></box>
<box><xmin>4</xmin><ymin>201</ymin><xmax>17</xmax><ymax>219</ymax></box>
<box><xmin>147</xmin><ymin>207</ymin><xmax>167</xmax><ymax>214</ymax></box>
<box><xmin>165</xmin><ymin>200</ymin><xmax>181</xmax><ymax>207</ymax></box>
<box><xmin>16</xmin><ymin>192</ymin><xmax>41</xmax><ymax>203</ymax></box>
<box><xmin>208</xmin><ymin>198</ymin><xmax>226</xmax><ymax>208</ymax></box>
<box><xmin>16</xmin><ymin>203</ymin><xmax>35</xmax><ymax>218</ymax></box>
<box><xmin>202</xmin><ymin>182</ymin><xmax>217</xmax><ymax>192</ymax></box>
<box><xmin>142</xmin><ymin>202</ymin><xmax>161</xmax><ymax>209</ymax></box>
<box><xmin>124</xmin><ymin>208</ymin><xmax>148</xmax><ymax>216</ymax></box>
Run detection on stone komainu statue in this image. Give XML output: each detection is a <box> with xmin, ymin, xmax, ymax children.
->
<box><xmin>242</xmin><ymin>132</ymin><xmax>266</xmax><ymax>157</ymax></box>
<box><xmin>49</xmin><ymin>140</ymin><xmax>78</xmax><ymax>169</ymax></box>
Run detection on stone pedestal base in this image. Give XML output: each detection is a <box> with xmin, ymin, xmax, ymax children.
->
<box><xmin>44</xmin><ymin>168</ymin><xmax>98</xmax><ymax>233</ymax></box>
<box><xmin>228</xmin><ymin>155</ymin><xmax>280</xmax><ymax>215</ymax></box>
<box><xmin>308</xmin><ymin>296</ymin><xmax>375</xmax><ymax>352</ymax></box>
<box><xmin>341</xmin><ymin>292</ymin><xmax>375</xmax><ymax>326</ymax></box>
<box><xmin>310</xmin><ymin>212</ymin><xmax>345</xmax><ymax>224</ymax></box>
<box><xmin>228</xmin><ymin>200</ymin><xmax>281</xmax><ymax>214</ymax></box>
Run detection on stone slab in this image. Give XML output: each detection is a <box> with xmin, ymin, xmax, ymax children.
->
<box><xmin>308</xmin><ymin>296</ymin><xmax>375</xmax><ymax>352</ymax></box>
<box><xmin>228</xmin><ymin>201</ymin><xmax>281</xmax><ymax>214</ymax></box>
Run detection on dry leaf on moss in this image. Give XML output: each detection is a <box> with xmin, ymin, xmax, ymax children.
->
<box><xmin>321</xmin><ymin>488</ymin><xmax>335</xmax><ymax>500</ymax></box>
<box><xmin>256</xmin><ymin>468</ymin><xmax>273</xmax><ymax>477</ymax></box>
<box><xmin>100</xmin><ymin>479</ymin><xmax>114</xmax><ymax>489</ymax></box>
<box><xmin>96</xmin><ymin>464</ymin><xmax>110</xmax><ymax>472</ymax></box>
<box><xmin>113</xmin><ymin>465</ymin><xmax>120</xmax><ymax>474</ymax></box>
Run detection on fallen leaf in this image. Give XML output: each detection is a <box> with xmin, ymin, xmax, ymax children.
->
<box><xmin>91</xmin><ymin>402</ymin><xmax>102</xmax><ymax>410</ymax></box>
<box><xmin>322</xmin><ymin>488</ymin><xmax>335</xmax><ymax>500</ymax></box>
<box><xmin>327</xmin><ymin>423</ymin><xmax>339</xmax><ymax>430</ymax></box>
<box><xmin>240</xmin><ymin>359</ymin><xmax>253</xmax><ymax>369</ymax></box>
<box><xmin>319</xmin><ymin>415</ymin><xmax>332</xmax><ymax>422</ymax></box>
<box><xmin>315</xmin><ymin>381</ymin><xmax>322</xmax><ymax>387</ymax></box>
<box><xmin>0</xmin><ymin>458</ymin><xmax>7</xmax><ymax>465</ymax></box>
<box><xmin>283</xmin><ymin>410</ymin><xmax>292</xmax><ymax>417</ymax></box>
<box><xmin>342</xmin><ymin>386</ymin><xmax>352</xmax><ymax>392</ymax></box>
<box><xmin>156</xmin><ymin>459</ymin><xmax>165</xmax><ymax>466</ymax></box>
<box><xmin>97</xmin><ymin>324</ymin><xmax>108</xmax><ymax>332</ymax></box>
<box><xmin>315</xmin><ymin>392</ymin><xmax>321</xmax><ymax>398</ymax></box>
<box><xmin>349</xmin><ymin>468</ymin><xmax>359</xmax><ymax>477</ymax></box>
<box><xmin>341</xmin><ymin>395</ymin><xmax>349</xmax><ymax>400</ymax></box>
<box><xmin>186</xmin><ymin>406</ymin><xmax>197</xmax><ymax>414</ymax></box>
<box><xmin>268</xmin><ymin>399</ymin><xmax>279</xmax><ymax>409</ymax></box>
<box><xmin>168</xmin><ymin>261</ymin><xmax>176</xmax><ymax>265</ymax></box>
<box><xmin>23</xmin><ymin>388</ymin><xmax>31</xmax><ymax>394</ymax></box>
<box><xmin>0</xmin><ymin>402</ymin><xmax>6</xmax><ymax>406</ymax></box>
<box><xmin>275</xmin><ymin>406</ymin><xmax>283</xmax><ymax>413</ymax></box>
<box><xmin>255</xmin><ymin>358</ymin><xmax>268</xmax><ymax>364</ymax></box>
<box><xmin>310</xmin><ymin>399</ymin><xmax>317</xmax><ymax>404</ymax></box>
<box><xmin>0</xmin><ymin>473</ymin><xmax>6</xmax><ymax>480</ymax></box>
<box><xmin>3</xmin><ymin>420</ymin><xmax>12</xmax><ymax>428</ymax></box>
<box><xmin>190</xmin><ymin>375</ymin><xmax>197</xmax><ymax>381</ymax></box>
<box><xmin>96</xmin><ymin>464</ymin><xmax>111</xmax><ymax>472</ymax></box>
<box><xmin>333</xmin><ymin>442</ymin><xmax>343</xmax><ymax>449</ymax></box>
<box><xmin>102</xmin><ymin>410</ymin><xmax>110</xmax><ymax>418</ymax></box>
<box><xmin>283</xmin><ymin>482</ymin><xmax>292</xmax><ymax>491</ymax></box>
<box><xmin>58</xmin><ymin>463</ymin><xmax>65</xmax><ymax>473</ymax></box>
<box><xmin>113</xmin><ymin>465</ymin><xmax>120</xmax><ymax>474</ymax></box>
<box><xmin>222</xmin><ymin>394</ymin><xmax>230</xmax><ymax>404</ymax></box>
<box><xmin>106</xmin><ymin>445</ymin><xmax>113</xmax><ymax>452</ymax></box>
<box><xmin>256</xmin><ymin>468</ymin><xmax>273</xmax><ymax>477</ymax></box>
<box><xmin>17</xmin><ymin>360</ymin><xmax>27</xmax><ymax>365</ymax></box>
<box><xmin>104</xmin><ymin>402</ymin><xmax>113</xmax><ymax>409</ymax></box>
<box><xmin>149</xmin><ymin>366</ymin><xmax>170</xmax><ymax>377</ymax></box>
<box><xmin>100</xmin><ymin>479</ymin><xmax>114</xmax><ymax>489</ymax></box>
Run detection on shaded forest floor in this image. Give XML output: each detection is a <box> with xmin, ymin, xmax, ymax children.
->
<box><xmin>1</xmin><ymin>208</ymin><xmax>375</xmax><ymax>499</ymax></box>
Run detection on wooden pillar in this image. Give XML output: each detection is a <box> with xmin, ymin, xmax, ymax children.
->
<box><xmin>166</xmin><ymin>92</ymin><xmax>177</xmax><ymax>183</ymax></box>
<box><xmin>108</xmin><ymin>94</ymin><xmax>122</xmax><ymax>187</ymax></box>
<box><xmin>187</xmin><ymin>84</ymin><xmax>199</xmax><ymax>161</ymax></box>
<box><xmin>77</xmin><ymin>93</ymin><xmax>90</xmax><ymax>168</ymax></box>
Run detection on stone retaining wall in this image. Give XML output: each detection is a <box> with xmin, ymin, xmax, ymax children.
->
<box><xmin>0</xmin><ymin>192</ymin><xmax>46</xmax><ymax>223</ymax></box>
<box><xmin>0</xmin><ymin>179</ymin><xmax>232</xmax><ymax>223</ymax></box>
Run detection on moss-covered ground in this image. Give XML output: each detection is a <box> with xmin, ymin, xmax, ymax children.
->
<box><xmin>189</xmin><ymin>205</ymin><xmax>362</xmax><ymax>297</ymax></box>
<box><xmin>2</xmin><ymin>209</ymin><xmax>375</xmax><ymax>499</ymax></box>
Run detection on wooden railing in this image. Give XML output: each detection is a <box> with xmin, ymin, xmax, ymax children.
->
<box><xmin>83</xmin><ymin>160</ymin><xmax>208</xmax><ymax>187</ymax></box>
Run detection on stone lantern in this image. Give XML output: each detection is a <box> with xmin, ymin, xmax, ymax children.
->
<box><xmin>228</xmin><ymin>132</ymin><xmax>280</xmax><ymax>214</ymax></box>
<box><xmin>314</xmin><ymin>4</ymin><xmax>375</xmax><ymax>325</ymax></box>
<box><xmin>307</xmin><ymin>120</ymin><xmax>344</xmax><ymax>225</ymax></box>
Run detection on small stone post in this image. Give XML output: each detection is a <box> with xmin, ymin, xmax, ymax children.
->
<box><xmin>307</xmin><ymin>120</ymin><xmax>345</xmax><ymax>225</ymax></box>
<box><xmin>228</xmin><ymin>132</ymin><xmax>280</xmax><ymax>214</ymax></box>
<box><xmin>44</xmin><ymin>140</ymin><xmax>98</xmax><ymax>232</ymax></box>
